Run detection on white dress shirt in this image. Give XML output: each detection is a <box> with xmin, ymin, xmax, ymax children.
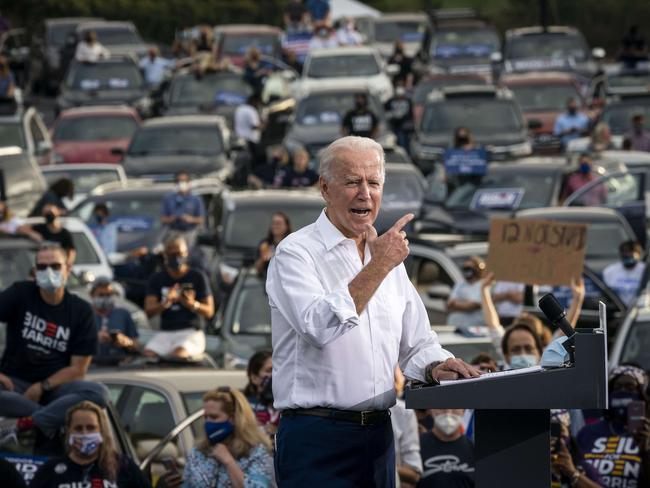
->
<box><xmin>234</xmin><ymin>104</ymin><xmax>261</xmax><ymax>143</ymax></box>
<box><xmin>267</xmin><ymin>210</ymin><xmax>452</xmax><ymax>411</ymax></box>
<box><xmin>75</xmin><ymin>42</ymin><xmax>110</xmax><ymax>62</ymax></box>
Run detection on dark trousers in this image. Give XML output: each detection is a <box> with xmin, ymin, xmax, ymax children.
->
<box><xmin>275</xmin><ymin>413</ymin><xmax>396</xmax><ymax>488</ymax></box>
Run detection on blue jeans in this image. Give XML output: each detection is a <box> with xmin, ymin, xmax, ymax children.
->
<box><xmin>275</xmin><ymin>412</ymin><xmax>395</xmax><ymax>488</ymax></box>
<box><xmin>0</xmin><ymin>375</ymin><xmax>109</xmax><ymax>437</ymax></box>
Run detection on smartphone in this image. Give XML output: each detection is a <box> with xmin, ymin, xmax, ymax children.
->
<box><xmin>109</xmin><ymin>330</ymin><xmax>119</xmax><ymax>341</ymax></box>
<box><xmin>181</xmin><ymin>283</ymin><xmax>194</xmax><ymax>292</ymax></box>
<box><xmin>549</xmin><ymin>422</ymin><xmax>562</xmax><ymax>452</ymax></box>
<box><xmin>161</xmin><ymin>456</ymin><xmax>178</xmax><ymax>473</ymax></box>
<box><xmin>628</xmin><ymin>400</ymin><xmax>646</xmax><ymax>432</ymax></box>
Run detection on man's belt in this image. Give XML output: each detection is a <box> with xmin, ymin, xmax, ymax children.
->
<box><xmin>282</xmin><ymin>407</ymin><xmax>390</xmax><ymax>426</ymax></box>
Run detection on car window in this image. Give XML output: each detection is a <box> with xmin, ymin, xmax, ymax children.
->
<box><xmin>90</xmin><ymin>27</ymin><xmax>141</xmax><ymax>45</ymax></box>
<box><xmin>221</xmin><ymin>34</ymin><xmax>278</xmax><ymax>56</ymax></box>
<box><xmin>296</xmin><ymin>93</ymin><xmax>384</xmax><ymax>126</ymax></box>
<box><xmin>404</xmin><ymin>255</ymin><xmax>455</xmax><ymax>325</ymax></box>
<box><xmin>507</xmin><ymin>33</ymin><xmax>588</xmax><ymax>61</ymax></box>
<box><xmin>182</xmin><ymin>392</ymin><xmax>208</xmax><ymax>438</ymax></box>
<box><xmin>54</xmin><ymin>116</ymin><xmax>138</xmax><ymax>141</ymax></box>
<box><xmin>430</xmin><ymin>28</ymin><xmax>500</xmax><ymax>59</ymax></box>
<box><xmin>375</xmin><ymin>21</ymin><xmax>426</xmax><ymax>43</ymax></box>
<box><xmin>44</xmin><ymin>169</ymin><xmax>122</xmax><ymax>194</ymax></box>
<box><xmin>421</xmin><ymin>99</ymin><xmax>523</xmax><ymax>135</ymax></box>
<box><xmin>129</xmin><ymin>126</ymin><xmax>223</xmax><ymax>156</ymax></box>
<box><xmin>306</xmin><ymin>54</ymin><xmax>380</xmax><ymax>78</ymax></box>
<box><xmin>122</xmin><ymin>386</ymin><xmax>176</xmax><ymax>448</ymax></box>
<box><xmin>169</xmin><ymin>73</ymin><xmax>251</xmax><ymax>106</ymax></box>
<box><xmin>65</xmin><ymin>61</ymin><xmax>144</xmax><ymax>90</ymax></box>
<box><xmin>601</xmin><ymin>102</ymin><xmax>650</xmax><ymax>135</ymax></box>
<box><xmin>0</xmin><ymin>122</ymin><xmax>26</xmax><ymax>148</ymax></box>
<box><xmin>230</xmin><ymin>275</ymin><xmax>271</xmax><ymax>335</ymax></box>
<box><xmin>383</xmin><ymin>171</ymin><xmax>424</xmax><ymax>206</ymax></box>
<box><xmin>47</xmin><ymin>23</ymin><xmax>77</xmax><ymax>46</ymax></box>
<box><xmin>70</xmin><ymin>231</ymin><xmax>101</xmax><ymax>264</ymax></box>
<box><xmin>509</xmin><ymin>83</ymin><xmax>579</xmax><ymax>112</ymax></box>
<box><xmin>620</xmin><ymin>321</ymin><xmax>650</xmax><ymax>372</ymax></box>
<box><xmin>568</xmin><ymin>173</ymin><xmax>642</xmax><ymax>207</ymax></box>
<box><xmin>0</xmin><ymin>247</ymin><xmax>34</xmax><ymax>291</ymax></box>
<box><xmin>106</xmin><ymin>383</ymin><xmax>126</xmax><ymax>406</ymax></box>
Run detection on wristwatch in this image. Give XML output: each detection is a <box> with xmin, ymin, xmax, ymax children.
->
<box><xmin>193</xmin><ymin>301</ymin><xmax>200</xmax><ymax>311</ymax></box>
<box><xmin>41</xmin><ymin>379</ymin><xmax>53</xmax><ymax>392</ymax></box>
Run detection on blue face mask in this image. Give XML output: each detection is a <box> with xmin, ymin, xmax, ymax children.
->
<box><xmin>579</xmin><ymin>163</ymin><xmax>591</xmax><ymax>174</ymax></box>
<box><xmin>509</xmin><ymin>354</ymin><xmax>538</xmax><ymax>370</ymax></box>
<box><xmin>204</xmin><ymin>420</ymin><xmax>234</xmax><ymax>445</ymax></box>
<box><xmin>622</xmin><ymin>256</ymin><xmax>638</xmax><ymax>269</ymax></box>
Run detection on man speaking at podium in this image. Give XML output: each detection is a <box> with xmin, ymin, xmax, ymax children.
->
<box><xmin>267</xmin><ymin>136</ymin><xmax>480</xmax><ymax>487</ymax></box>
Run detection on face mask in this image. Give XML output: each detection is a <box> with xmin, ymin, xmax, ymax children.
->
<box><xmin>434</xmin><ymin>413</ymin><xmax>462</xmax><ymax>436</ymax></box>
<box><xmin>355</xmin><ymin>99</ymin><xmax>367</xmax><ymax>109</ymax></box>
<box><xmin>94</xmin><ymin>214</ymin><xmax>105</xmax><ymax>225</ymax></box>
<box><xmin>166</xmin><ymin>255</ymin><xmax>187</xmax><ymax>270</ymax></box>
<box><xmin>259</xmin><ymin>376</ymin><xmax>274</xmax><ymax>405</ymax></box>
<box><xmin>395</xmin><ymin>87</ymin><xmax>405</xmax><ymax>97</ymax></box>
<box><xmin>609</xmin><ymin>390</ymin><xmax>641</xmax><ymax>423</ymax></box>
<box><xmin>204</xmin><ymin>420</ymin><xmax>234</xmax><ymax>445</ymax></box>
<box><xmin>568</xmin><ymin>107</ymin><xmax>577</xmax><ymax>115</ymax></box>
<box><xmin>177</xmin><ymin>181</ymin><xmax>190</xmax><ymax>193</ymax></box>
<box><xmin>622</xmin><ymin>256</ymin><xmax>638</xmax><ymax>269</ymax></box>
<box><xmin>69</xmin><ymin>432</ymin><xmax>102</xmax><ymax>456</ymax></box>
<box><xmin>36</xmin><ymin>268</ymin><xmax>65</xmax><ymax>292</ymax></box>
<box><xmin>319</xmin><ymin>29</ymin><xmax>329</xmax><ymax>38</ymax></box>
<box><xmin>462</xmin><ymin>268</ymin><xmax>476</xmax><ymax>280</ymax></box>
<box><xmin>579</xmin><ymin>163</ymin><xmax>591</xmax><ymax>174</ymax></box>
<box><xmin>92</xmin><ymin>296</ymin><xmax>114</xmax><ymax>310</ymax></box>
<box><xmin>456</xmin><ymin>136</ymin><xmax>470</xmax><ymax>146</ymax></box>
<box><xmin>45</xmin><ymin>212</ymin><xmax>56</xmax><ymax>224</ymax></box>
<box><xmin>509</xmin><ymin>354</ymin><xmax>538</xmax><ymax>370</ymax></box>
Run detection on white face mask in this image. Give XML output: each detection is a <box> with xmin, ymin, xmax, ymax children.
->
<box><xmin>177</xmin><ymin>181</ymin><xmax>190</xmax><ymax>193</ymax></box>
<box><xmin>434</xmin><ymin>413</ymin><xmax>463</xmax><ymax>436</ymax></box>
<box><xmin>69</xmin><ymin>432</ymin><xmax>103</xmax><ymax>456</ymax></box>
<box><xmin>36</xmin><ymin>267</ymin><xmax>65</xmax><ymax>292</ymax></box>
<box><xmin>509</xmin><ymin>354</ymin><xmax>538</xmax><ymax>370</ymax></box>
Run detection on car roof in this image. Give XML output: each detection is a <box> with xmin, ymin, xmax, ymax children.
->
<box><xmin>426</xmin><ymin>85</ymin><xmax>514</xmax><ymax>102</ymax></box>
<box><xmin>516</xmin><ymin>206</ymin><xmax>628</xmax><ymax>221</ymax></box>
<box><xmin>224</xmin><ymin>188</ymin><xmax>323</xmax><ymax>204</ymax></box>
<box><xmin>487</xmin><ymin>157</ymin><xmax>569</xmax><ymax>173</ymax></box>
<box><xmin>57</xmin><ymin>105</ymin><xmax>139</xmax><ymax>118</ymax></box>
<box><xmin>77</xmin><ymin>20</ymin><xmax>136</xmax><ymax>31</ymax></box>
<box><xmin>215</xmin><ymin>24</ymin><xmax>281</xmax><ymax>34</ymax></box>
<box><xmin>88</xmin><ymin>368</ymin><xmax>248</xmax><ymax>393</ymax></box>
<box><xmin>373</xmin><ymin>12</ymin><xmax>429</xmax><ymax>22</ymax></box>
<box><xmin>300</xmin><ymin>82</ymin><xmax>374</xmax><ymax>97</ymax></box>
<box><xmin>0</xmin><ymin>234</ymin><xmax>39</xmax><ymax>250</ymax></box>
<box><xmin>141</xmin><ymin>115</ymin><xmax>227</xmax><ymax>127</ymax></box>
<box><xmin>308</xmin><ymin>46</ymin><xmax>379</xmax><ymax>57</ymax></box>
<box><xmin>42</xmin><ymin>163</ymin><xmax>124</xmax><ymax>173</ymax></box>
<box><xmin>46</xmin><ymin>17</ymin><xmax>102</xmax><ymax>26</ymax></box>
<box><xmin>501</xmin><ymin>71</ymin><xmax>578</xmax><ymax>84</ymax></box>
<box><xmin>89</xmin><ymin>177</ymin><xmax>224</xmax><ymax>197</ymax></box>
<box><xmin>0</xmin><ymin>146</ymin><xmax>24</xmax><ymax>158</ymax></box>
<box><xmin>506</xmin><ymin>25</ymin><xmax>581</xmax><ymax>37</ymax></box>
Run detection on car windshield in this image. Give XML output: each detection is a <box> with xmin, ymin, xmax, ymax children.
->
<box><xmin>0</xmin><ymin>246</ymin><xmax>34</xmax><ymax>291</ymax></box>
<box><xmin>54</xmin><ymin>116</ymin><xmax>138</xmax><ymax>141</ymax></box>
<box><xmin>508</xmin><ymin>83</ymin><xmax>579</xmax><ymax>112</ymax></box>
<box><xmin>507</xmin><ymin>33</ymin><xmax>588</xmax><ymax>61</ymax></box>
<box><xmin>65</xmin><ymin>62</ymin><xmax>144</xmax><ymax>90</ymax></box>
<box><xmin>601</xmin><ymin>102</ymin><xmax>650</xmax><ymax>134</ymax></box>
<box><xmin>169</xmin><ymin>73</ymin><xmax>251</xmax><ymax>106</ymax></box>
<box><xmin>224</xmin><ymin>204</ymin><xmax>322</xmax><ymax>249</ymax></box>
<box><xmin>0</xmin><ymin>122</ymin><xmax>25</xmax><ymax>149</ymax></box>
<box><xmin>47</xmin><ymin>23</ymin><xmax>78</xmax><ymax>46</ymax></box>
<box><xmin>583</xmin><ymin>222</ymin><xmax>630</xmax><ymax>259</ymax></box>
<box><xmin>296</xmin><ymin>93</ymin><xmax>384</xmax><ymax>126</ymax></box>
<box><xmin>221</xmin><ymin>34</ymin><xmax>277</xmax><ymax>56</ymax></box>
<box><xmin>421</xmin><ymin>99</ymin><xmax>522</xmax><ymax>135</ymax></box>
<box><xmin>306</xmin><ymin>54</ymin><xmax>380</xmax><ymax>78</ymax></box>
<box><xmin>129</xmin><ymin>126</ymin><xmax>223</xmax><ymax>156</ymax></box>
<box><xmin>430</xmin><ymin>28</ymin><xmax>500</xmax><ymax>58</ymax></box>
<box><xmin>71</xmin><ymin>196</ymin><xmax>163</xmax><ymax>252</ymax></box>
<box><xmin>230</xmin><ymin>275</ymin><xmax>271</xmax><ymax>335</ymax></box>
<box><xmin>70</xmin><ymin>231</ymin><xmax>101</xmax><ymax>265</ymax></box>
<box><xmin>383</xmin><ymin>171</ymin><xmax>424</xmax><ymax>206</ymax></box>
<box><xmin>413</xmin><ymin>77</ymin><xmax>487</xmax><ymax>104</ymax></box>
<box><xmin>91</xmin><ymin>27</ymin><xmax>141</xmax><ymax>45</ymax></box>
<box><xmin>446</xmin><ymin>172</ymin><xmax>556</xmax><ymax>209</ymax></box>
<box><xmin>619</xmin><ymin>320</ymin><xmax>650</xmax><ymax>373</ymax></box>
<box><xmin>608</xmin><ymin>73</ymin><xmax>650</xmax><ymax>90</ymax></box>
<box><xmin>374</xmin><ymin>21</ymin><xmax>426</xmax><ymax>43</ymax></box>
<box><xmin>44</xmin><ymin>169</ymin><xmax>121</xmax><ymax>194</ymax></box>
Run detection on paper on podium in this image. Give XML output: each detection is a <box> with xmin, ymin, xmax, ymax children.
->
<box><xmin>439</xmin><ymin>365</ymin><xmax>544</xmax><ymax>385</ymax></box>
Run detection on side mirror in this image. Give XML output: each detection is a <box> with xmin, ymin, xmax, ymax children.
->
<box><xmin>110</xmin><ymin>147</ymin><xmax>125</xmax><ymax>156</ymax></box>
<box><xmin>528</xmin><ymin>119</ymin><xmax>543</xmax><ymax>130</ymax></box>
<box><xmin>427</xmin><ymin>284</ymin><xmax>452</xmax><ymax>300</ymax></box>
<box><xmin>592</xmin><ymin>47</ymin><xmax>606</xmax><ymax>60</ymax></box>
<box><xmin>78</xmin><ymin>270</ymin><xmax>96</xmax><ymax>285</ymax></box>
<box><xmin>490</xmin><ymin>51</ymin><xmax>503</xmax><ymax>63</ymax></box>
<box><xmin>385</xmin><ymin>63</ymin><xmax>400</xmax><ymax>76</ymax></box>
<box><xmin>36</xmin><ymin>140</ymin><xmax>52</xmax><ymax>155</ymax></box>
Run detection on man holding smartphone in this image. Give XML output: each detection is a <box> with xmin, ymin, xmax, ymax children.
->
<box><xmin>144</xmin><ymin>234</ymin><xmax>214</xmax><ymax>358</ymax></box>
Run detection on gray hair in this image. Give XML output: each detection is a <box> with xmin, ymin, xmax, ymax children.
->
<box><xmin>319</xmin><ymin>136</ymin><xmax>385</xmax><ymax>182</ymax></box>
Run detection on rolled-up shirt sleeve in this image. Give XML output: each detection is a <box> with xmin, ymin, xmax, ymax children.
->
<box><xmin>267</xmin><ymin>245</ymin><xmax>360</xmax><ymax>348</ymax></box>
<box><xmin>399</xmin><ymin>269</ymin><xmax>453</xmax><ymax>381</ymax></box>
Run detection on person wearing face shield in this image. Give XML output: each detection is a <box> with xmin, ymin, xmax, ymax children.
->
<box><xmin>90</xmin><ymin>278</ymin><xmax>139</xmax><ymax>366</ymax></box>
<box><xmin>143</xmin><ymin>234</ymin><xmax>214</xmax><ymax>359</ymax></box>
<box><xmin>30</xmin><ymin>401</ymin><xmax>149</xmax><ymax>488</ymax></box>
<box><xmin>576</xmin><ymin>365</ymin><xmax>650</xmax><ymax>487</ymax></box>
<box><xmin>417</xmin><ymin>408</ymin><xmax>474</xmax><ymax>487</ymax></box>
<box><xmin>0</xmin><ymin>244</ymin><xmax>108</xmax><ymax>447</ymax></box>
<box><xmin>446</xmin><ymin>256</ymin><xmax>486</xmax><ymax>330</ymax></box>
<box><xmin>553</xmin><ymin>97</ymin><xmax>590</xmax><ymax>151</ymax></box>
<box><xmin>603</xmin><ymin>241</ymin><xmax>647</xmax><ymax>308</ymax></box>
<box><xmin>161</xmin><ymin>171</ymin><xmax>206</xmax><ymax>242</ymax></box>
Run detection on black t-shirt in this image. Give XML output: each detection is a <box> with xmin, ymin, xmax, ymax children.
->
<box><xmin>342</xmin><ymin>108</ymin><xmax>378</xmax><ymax>138</ymax></box>
<box><xmin>282</xmin><ymin>167</ymin><xmax>319</xmax><ymax>188</ymax></box>
<box><xmin>30</xmin><ymin>454</ymin><xmax>150</xmax><ymax>488</ymax></box>
<box><xmin>385</xmin><ymin>96</ymin><xmax>413</xmax><ymax>131</ymax></box>
<box><xmin>388</xmin><ymin>53</ymin><xmax>413</xmax><ymax>82</ymax></box>
<box><xmin>31</xmin><ymin>224</ymin><xmax>75</xmax><ymax>251</ymax></box>
<box><xmin>285</xmin><ymin>2</ymin><xmax>307</xmax><ymax>22</ymax></box>
<box><xmin>0</xmin><ymin>457</ymin><xmax>27</xmax><ymax>488</ymax></box>
<box><xmin>0</xmin><ymin>281</ymin><xmax>97</xmax><ymax>383</ymax></box>
<box><xmin>146</xmin><ymin>268</ymin><xmax>211</xmax><ymax>331</ymax></box>
<box><xmin>417</xmin><ymin>433</ymin><xmax>475</xmax><ymax>488</ymax></box>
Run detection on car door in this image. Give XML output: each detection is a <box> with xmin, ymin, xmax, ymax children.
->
<box><xmin>564</xmin><ymin>170</ymin><xmax>648</xmax><ymax>248</ymax></box>
<box><xmin>27</xmin><ymin>111</ymin><xmax>52</xmax><ymax>165</ymax></box>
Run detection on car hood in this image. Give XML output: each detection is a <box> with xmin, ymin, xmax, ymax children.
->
<box><xmin>122</xmin><ymin>153</ymin><xmax>233</xmax><ymax>179</ymax></box>
<box><xmin>166</xmin><ymin>104</ymin><xmax>236</xmax><ymax>126</ymax></box>
<box><xmin>286</xmin><ymin>123</ymin><xmax>341</xmax><ymax>145</ymax></box>
<box><xmin>60</xmin><ymin>88</ymin><xmax>146</xmax><ymax>104</ymax></box>
<box><xmin>419</xmin><ymin>206</ymin><xmax>511</xmax><ymax>236</ymax></box>
<box><xmin>418</xmin><ymin>131</ymin><xmax>526</xmax><ymax>148</ymax></box>
<box><xmin>523</xmin><ymin>111</ymin><xmax>561</xmax><ymax>133</ymax></box>
<box><xmin>54</xmin><ymin>139</ymin><xmax>130</xmax><ymax>163</ymax></box>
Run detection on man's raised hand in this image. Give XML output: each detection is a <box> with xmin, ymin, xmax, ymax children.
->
<box><xmin>366</xmin><ymin>213</ymin><xmax>414</xmax><ymax>271</ymax></box>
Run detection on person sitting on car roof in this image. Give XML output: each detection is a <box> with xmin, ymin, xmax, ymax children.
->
<box><xmin>553</xmin><ymin>97</ymin><xmax>590</xmax><ymax>151</ymax></box>
<box><xmin>0</xmin><ymin>55</ymin><xmax>15</xmax><ymax>99</ymax></box>
<box><xmin>30</xmin><ymin>400</ymin><xmax>150</xmax><ymax>488</ymax></box>
<box><xmin>30</xmin><ymin>177</ymin><xmax>74</xmax><ymax>218</ymax></box>
<box><xmin>0</xmin><ymin>200</ymin><xmax>42</xmax><ymax>241</ymax></box>
<box><xmin>89</xmin><ymin>202</ymin><xmax>118</xmax><ymax>256</ymax></box>
<box><xmin>74</xmin><ymin>30</ymin><xmax>110</xmax><ymax>63</ymax></box>
<box><xmin>446</xmin><ymin>256</ymin><xmax>485</xmax><ymax>331</ymax></box>
<box><xmin>161</xmin><ymin>171</ymin><xmax>206</xmax><ymax>244</ymax></box>
<box><xmin>31</xmin><ymin>203</ymin><xmax>77</xmax><ymax>267</ymax></box>
<box><xmin>281</xmin><ymin>148</ymin><xmax>319</xmax><ymax>188</ymax></box>
<box><xmin>603</xmin><ymin>240</ymin><xmax>647</xmax><ymax>308</ymax></box>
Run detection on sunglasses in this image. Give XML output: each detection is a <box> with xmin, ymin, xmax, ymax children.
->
<box><xmin>35</xmin><ymin>263</ymin><xmax>63</xmax><ymax>271</ymax></box>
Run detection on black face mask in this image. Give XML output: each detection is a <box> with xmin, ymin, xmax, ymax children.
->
<box><xmin>45</xmin><ymin>212</ymin><xmax>56</xmax><ymax>224</ymax></box>
<box><xmin>166</xmin><ymin>255</ymin><xmax>187</xmax><ymax>270</ymax></box>
<box><xmin>259</xmin><ymin>376</ymin><xmax>274</xmax><ymax>406</ymax></box>
<box><xmin>462</xmin><ymin>267</ymin><xmax>476</xmax><ymax>280</ymax></box>
<box><xmin>568</xmin><ymin>107</ymin><xmax>577</xmax><ymax>115</ymax></box>
<box><xmin>456</xmin><ymin>136</ymin><xmax>470</xmax><ymax>146</ymax></box>
<box><xmin>355</xmin><ymin>100</ymin><xmax>367</xmax><ymax>109</ymax></box>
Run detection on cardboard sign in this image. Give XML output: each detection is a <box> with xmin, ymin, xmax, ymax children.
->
<box><xmin>487</xmin><ymin>218</ymin><xmax>588</xmax><ymax>286</ymax></box>
<box><xmin>443</xmin><ymin>148</ymin><xmax>488</xmax><ymax>175</ymax></box>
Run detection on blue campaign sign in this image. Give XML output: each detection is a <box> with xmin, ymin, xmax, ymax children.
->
<box><xmin>470</xmin><ymin>187</ymin><xmax>525</xmax><ymax>211</ymax></box>
<box><xmin>443</xmin><ymin>148</ymin><xmax>488</xmax><ymax>175</ymax></box>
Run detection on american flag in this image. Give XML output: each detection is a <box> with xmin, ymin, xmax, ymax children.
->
<box><xmin>282</xmin><ymin>32</ymin><xmax>313</xmax><ymax>63</ymax></box>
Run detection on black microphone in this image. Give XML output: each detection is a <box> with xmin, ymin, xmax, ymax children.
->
<box><xmin>538</xmin><ymin>293</ymin><xmax>576</xmax><ymax>339</ymax></box>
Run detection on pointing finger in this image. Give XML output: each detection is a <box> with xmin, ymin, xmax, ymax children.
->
<box><xmin>391</xmin><ymin>213</ymin><xmax>415</xmax><ymax>233</ymax></box>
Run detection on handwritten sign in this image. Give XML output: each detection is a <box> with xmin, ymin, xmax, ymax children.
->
<box><xmin>487</xmin><ymin>218</ymin><xmax>588</xmax><ymax>286</ymax></box>
<box><xmin>443</xmin><ymin>148</ymin><xmax>488</xmax><ymax>175</ymax></box>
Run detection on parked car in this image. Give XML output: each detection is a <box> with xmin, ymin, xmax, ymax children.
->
<box><xmin>0</xmin><ymin>100</ymin><xmax>52</xmax><ymax>165</ymax></box>
<box><xmin>0</xmin><ymin>146</ymin><xmax>47</xmax><ymax>216</ymax></box>
<box><xmin>502</xmin><ymin>71</ymin><xmax>584</xmax><ymax>153</ymax></box>
<box><xmin>298</xmin><ymin>46</ymin><xmax>395</xmax><ymax>102</ymax></box>
<box><xmin>376</xmin><ymin>163</ymin><xmax>426</xmax><ymax>233</ymax></box>
<box><xmin>213</xmin><ymin>24</ymin><xmax>283</xmax><ymax>68</ymax></box>
<box><xmin>411</xmin><ymin>85</ymin><xmax>531</xmax><ymax>174</ymax></box>
<box><xmin>76</xmin><ymin>20</ymin><xmax>150</xmax><ymax>60</ymax></box>
<box><xmin>117</xmin><ymin>115</ymin><xmax>235</xmax><ymax>182</ymax></box>
<box><xmin>41</xmin><ymin>162</ymin><xmax>128</xmax><ymax>209</ymax></box>
<box><xmin>355</xmin><ymin>12</ymin><xmax>431</xmax><ymax>58</ymax></box>
<box><xmin>609</xmin><ymin>292</ymin><xmax>650</xmax><ymax>373</ymax></box>
<box><xmin>56</xmin><ymin>57</ymin><xmax>153</xmax><ymax>117</ymax></box>
<box><xmin>50</xmin><ymin>105</ymin><xmax>141</xmax><ymax>164</ymax></box>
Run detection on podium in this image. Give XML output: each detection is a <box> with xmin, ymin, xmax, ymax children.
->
<box><xmin>405</xmin><ymin>329</ymin><xmax>608</xmax><ymax>487</ymax></box>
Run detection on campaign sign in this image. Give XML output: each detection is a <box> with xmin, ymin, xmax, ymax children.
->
<box><xmin>2</xmin><ymin>454</ymin><xmax>48</xmax><ymax>483</ymax></box>
<box><xmin>470</xmin><ymin>188</ymin><xmax>525</xmax><ymax>211</ymax></box>
<box><xmin>443</xmin><ymin>148</ymin><xmax>488</xmax><ymax>175</ymax></box>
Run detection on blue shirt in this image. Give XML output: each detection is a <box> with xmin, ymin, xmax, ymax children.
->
<box><xmin>307</xmin><ymin>0</ymin><xmax>330</xmax><ymax>21</ymax></box>
<box><xmin>0</xmin><ymin>72</ymin><xmax>14</xmax><ymax>97</ymax></box>
<box><xmin>553</xmin><ymin>111</ymin><xmax>589</xmax><ymax>147</ymax></box>
<box><xmin>89</xmin><ymin>222</ymin><xmax>118</xmax><ymax>255</ymax></box>
<box><xmin>138</xmin><ymin>56</ymin><xmax>174</xmax><ymax>86</ymax></box>
<box><xmin>161</xmin><ymin>192</ymin><xmax>205</xmax><ymax>231</ymax></box>
<box><xmin>94</xmin><ymin>307</ymin><xmax>138</xmax><ymax>360</ymax></box>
